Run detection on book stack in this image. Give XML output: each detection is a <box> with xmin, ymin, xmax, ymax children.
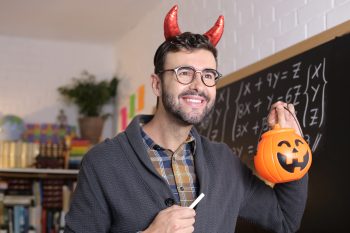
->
<box><xmin>0</xmin><ymin>141</ymin><xmax>39</xmax><ymax>169</ymax></box>
<box><xmin>68</xmin><ymin>139</ymin><xmax>91</xmax><ymax>169</ymax></box>
<box><xmin>6</xmin><ymin>179</ymin><xmax>32</xmax><ymax>196</ymax></box>
<box><xmin>42</xmin><ymin>180</ymin><xmax>63</xmax><ymax>209</ymax></box>
<box><xmin>35</xmin><ymin>143</ymin><xmax>67</xmax><ymax>169</ymax></box>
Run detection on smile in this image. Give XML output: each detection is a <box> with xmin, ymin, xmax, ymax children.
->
<box><xmin>182</xmin><ymin>96</ymin><xmax>206</xmax><ymax>106</ymax></box>
<box><xmin>277</xmin><ymin>151</ymin><xmax>310</xmax><ymax>173</ymax></box>
<box><xmin>184</xmin><ymin>98</ymin><xmax>202</xmax><ymax>103</ymax></box>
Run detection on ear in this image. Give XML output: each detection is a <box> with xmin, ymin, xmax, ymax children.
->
<box><xmin>151</xmin><ymin>73</ymin><xmax>162</xmax><ymax>97</ymax></box>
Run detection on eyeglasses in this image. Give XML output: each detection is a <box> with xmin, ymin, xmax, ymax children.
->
<box><xmin>158</xmin><ymin>66</ymin><xmax>222</xmax><ymax>87</ymax></box>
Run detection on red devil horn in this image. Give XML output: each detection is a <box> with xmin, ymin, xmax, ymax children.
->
<box><xmin>204</xmin><ymin>15</ymin><xmax>224</xmax><ymax>46</ymax></box>
<box><xmin>164</xmin><ymin>5</ymin><xmax>181</xmax><ymax>40</ymax></box>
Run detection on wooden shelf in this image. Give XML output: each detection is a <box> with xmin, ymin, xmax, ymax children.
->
<box><xmin>0</xmin><ymin>168</ymin><xmax>79</xmax><ymax>179</ymax></box>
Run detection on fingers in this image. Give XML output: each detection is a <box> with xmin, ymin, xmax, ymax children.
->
<box><xmin>275</xmin><ymin>103</ymin><xmax>287</xmax><ymax>127</ymax></box>
<box><xmin>267</xmin><ymin>101</ymin><xmax>303</xmax><ymax>136</ymax></box>
<box><xmin>286</xmin><ymin>102</ymin><xmax>295</xmax><ymax>113</ymax></box>
<box><xmin>145</xmin><ymin>205</ymin><xmax>196</xmax><ymax>233</ymax></box>
<box><xmin>164</xmin><ymin>205</ymin><xmax>196</xmax><ymax>219</ymax></box>
<box><xmin>268</xmin><ymin>101</ymin><xmax>287</xmax><ymax>128</ymax></box>
<box><xmin>268</xmin><ymin>101</ymin><xmax>296</xmax><ymax>128</ymax></box>
<box><xmin>285</xmin><ymin>103</ymin><xmax>296</xmax><ymax>122</ymax></box>
<box><xmin>267</xmin><ymin>107</ymin><xmax>277</xmax><ymax>128</ymax></box>
<box><xmin>164</xmin><ymin>206</ymin><xmax>196</xmax><ymax>231</ymax></box>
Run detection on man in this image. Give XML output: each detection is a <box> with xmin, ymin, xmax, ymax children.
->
<box><xmin>64</xmin><ymin>5</ymin><xmax>307</xmax><ymax>233</ymax></box>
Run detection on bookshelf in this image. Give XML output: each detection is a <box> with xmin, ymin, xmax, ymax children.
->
<box><xmin>0</xmin><ymin>168</ymin><xmax>78</xmax><ymax>233</ymax></box>
<box><xmin>0</xmin><ymin>123</ymin><xmax>87</xmax><ymax>232</ymax></box>
<box><xmin>0</xmin><ymin>168</ymin><xmax>79</xmax><ymax>179</ymax></box>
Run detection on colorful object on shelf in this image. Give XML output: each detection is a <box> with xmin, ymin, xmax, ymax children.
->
<box><xmin>68</xmin><ymin>139</ymin><xmax>91</xmax><ymax>169</ymax></box>
<box><xmin>164</xmin><ymin>5</ymin><xmax>224</xmax><ymax>46</ymax></box>
<box><xmin>0</xmin><ymin>114</ymin><xmax>26</xmax><ymax>141</ymax></box>
<box><xmin>0</xmin><ymin>141</ymin><xmax>39</xmax><ymax>169</ymax></box>
<box><xmin>254</xmin><ymin>124</ymin><xmax>312</xmax><ymax>183</ymax></box>
<box><xmin>22</xmin><ymin>123</ymin><xmax>76</xmax><ymax>144</ymax></box>
<box><xmin>35</xmin><ymin>143</ymin><xmax>67</xmax><ymax>169</ymax></box>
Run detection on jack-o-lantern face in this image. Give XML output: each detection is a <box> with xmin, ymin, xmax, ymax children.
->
<box><xmin>254</xmin><ymin>125</ymin><xmax>312</xmax><ymax>184</ymax></box>
<box><xmin>277</xmin><ymin>139</ymin><xmax>310</xmax><ymax>173</ymax></box>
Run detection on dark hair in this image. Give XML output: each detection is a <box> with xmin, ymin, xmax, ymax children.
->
<box><xmin>153</xmin><ymin>32</ymin><xmax>218</xmax><ymax>74</ymax></box>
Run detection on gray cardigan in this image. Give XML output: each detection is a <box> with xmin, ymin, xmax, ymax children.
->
<box><xmin>65</xmin><ymin>115</ymin><xmax>308</xmax><ymax>233</ymax></box>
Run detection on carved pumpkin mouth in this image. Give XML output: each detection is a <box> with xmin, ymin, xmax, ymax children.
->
<box><xmin>277</xmin><ymin>151</ymin><xmax>310</xmax><ymax>173</ymax></box>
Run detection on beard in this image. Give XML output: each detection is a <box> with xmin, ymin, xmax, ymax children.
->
<box><xmin>161</xmin><ymin>88</ymin><xmax>215</xmax><ymax>126</ymax></box>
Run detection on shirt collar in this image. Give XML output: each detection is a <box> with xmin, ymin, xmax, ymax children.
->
<box><xmin>140</xmin><ymin>127</ymin><xmax>196</xmax><ymax>153</ymax></box>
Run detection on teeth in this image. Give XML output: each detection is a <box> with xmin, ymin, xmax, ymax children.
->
<box><xmin>186</xmin><ymin>99</ymin><xmax>201</xmax><ymax>103</ymax></box>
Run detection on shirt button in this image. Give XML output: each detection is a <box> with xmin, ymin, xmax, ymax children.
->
<box><xmin>164</xmin><ymin>198</ymin><xmax>175</xmax><ymax>207</ymax></box>
<box><xmin>179</xmin><ymin>186</ymin><xmax>184</xmax><ymax>191</ymax></box>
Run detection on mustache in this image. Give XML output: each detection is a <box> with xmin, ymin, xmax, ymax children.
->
<box><xmin>179</xmin><ymin>90</ymin><xmax>209</xmax><ymax>101</ymax></box>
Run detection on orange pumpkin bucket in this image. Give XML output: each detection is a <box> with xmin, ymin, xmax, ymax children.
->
<box><xmin>254</xmin><ymin>124</ymin><xmax>312</xmax><ymax>183</ymax></box>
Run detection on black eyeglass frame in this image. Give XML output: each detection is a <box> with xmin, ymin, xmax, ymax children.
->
<box><xmin>157</xmin><ymin>66</ymin><xmax>222</xmax><ymax>87</ymax></box>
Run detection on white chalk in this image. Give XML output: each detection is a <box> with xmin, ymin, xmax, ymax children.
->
<box><xmin>189</xmin><ymin>193</ymin><xmax>205</xmax><ymax>209</ymax></box>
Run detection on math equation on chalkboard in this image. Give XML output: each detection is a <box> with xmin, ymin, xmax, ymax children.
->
<box><xmin>196</xmin><ymin>40</ymin><xmax>332</xmax><ymax>169</ymax></box>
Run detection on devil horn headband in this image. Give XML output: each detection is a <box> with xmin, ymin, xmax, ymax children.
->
<box><xmin>164</xmin><ymin>5</ymin><xmax>224</xmax><ymax>46</ymax></box>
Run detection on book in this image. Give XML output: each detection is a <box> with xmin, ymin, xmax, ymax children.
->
<box><xmin>3</xmin><ymin>196</ymin><xmax>33</xmax><ymax>206</ymax></box>
<box><xmin>13</xmin><ymin>205</ymin><xmax>26</xmax><ymax>233</ymax></box>
<box><xmin>28</xmin><ymin>205</ymin><xmax>41</xmax><ymax>233</ymax></box>
<box><xmin>0</xmin><ymin>142</ymin><xmax>38</xmax><ymax>169</ymax></box>
<box><xmin>0</xmin><ymin>193</ymin><xmax>4</xmax><ymax>226</ymax></box>
<box><xmin>3</xmin><ymin>142</ymin><xmax>9</xmax><ymax>168</ymax></box>
<box><xmin>7</xmin><ymin>208</ymin><xmax>13</xmax><ymax>233</ymax></box>
<box><xmin>5</xmin><ymin>179</ymin><xmax>32</xmax><ymax>196</ymax></box>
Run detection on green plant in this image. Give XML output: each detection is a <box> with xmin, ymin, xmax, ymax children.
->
<box><xmin>58</xmin><ymin>70</ymin><xmax>119</xmax><ymax>117</ymax></box>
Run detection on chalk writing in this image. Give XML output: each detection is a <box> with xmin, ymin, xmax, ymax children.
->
<box><xmin>196</xmin><ymin>42</ymin><xmax>332</xmax><ymax>169</ymax></box>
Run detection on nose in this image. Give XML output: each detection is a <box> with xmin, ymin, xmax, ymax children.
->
<box><xmin>189</xmin><ymin>72</ymin><xmax>205</xmax><ymax>90</ymax></box>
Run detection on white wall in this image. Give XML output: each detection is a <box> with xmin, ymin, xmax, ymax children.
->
<box><xmin>115</xmin><ymin>0</ymin><xmax>350</xmax><ymax>130</ymax></box>
<box><xmin>0</xmin><ymin>36</ymin><xmax>116</xmax><ymax>139</ymax></box>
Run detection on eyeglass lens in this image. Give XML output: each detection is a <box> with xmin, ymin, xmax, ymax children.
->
<box><xmin>176</xmin><ymin>67</ymin><xmax>218</xmax><ymax>87</ymax></box>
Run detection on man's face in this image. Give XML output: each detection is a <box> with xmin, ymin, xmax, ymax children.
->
<box><xmin>159</xmin><ymin>49</ymin><xmax>217</xmax><ymax>125</ymax></box>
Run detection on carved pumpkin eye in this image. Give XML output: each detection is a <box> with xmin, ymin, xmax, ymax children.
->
<box><xmin>295</xmin><ymin>139</ymin><xmax>304</xmax><ymax>146</ymax></box>
<box><xmin>278</xmin><ymin>140</ymin><xmax>291</xmax><ymax>147</ymax></box>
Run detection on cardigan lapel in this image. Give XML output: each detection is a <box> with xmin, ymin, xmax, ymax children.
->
<box><xmin>124</xmin><ymin>115</ymin><xmax>165</xmax><ymax>180</ymax></box>
<box><xmin>190</xmin><ymin>127</ymin><xmax>211</xmax><ymax>231</ymax></box>
<box><xmin>191</xmin><ymin>127</ymin><xmax>209</xmax><ymax>198</ymax></box>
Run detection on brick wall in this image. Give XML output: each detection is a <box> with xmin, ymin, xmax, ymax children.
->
<box><xmin>220</xmin><ymin>0</ymin><xmax>350</xmax><ymax>71</ymax></box>
<box><xmin>115</xmin><ymin>0</ymin><xmax>350</xmax><ymax>120</ymax></box>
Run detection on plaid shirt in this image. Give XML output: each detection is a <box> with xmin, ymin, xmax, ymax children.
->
<box><xmin>141</xmin><ymin>128</ymin><xmax>198</xmax><ymax>207</ymax></box>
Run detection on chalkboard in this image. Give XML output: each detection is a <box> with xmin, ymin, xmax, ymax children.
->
<box><xmin>196</xmin><ymin>28</ymin><xmax>350</xmax><ymax>232</ymax></box>
<box><xmin>197</xmin><ymin>39</ymin><xmax>331</xmax><ymax>170</ymax></box>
